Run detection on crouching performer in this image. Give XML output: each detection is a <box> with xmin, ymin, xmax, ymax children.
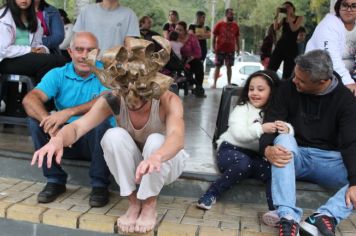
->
<box><xmin>31</xmin><ymin>36</ymin><xmax>188</xmax><ymax>234</ymax></box>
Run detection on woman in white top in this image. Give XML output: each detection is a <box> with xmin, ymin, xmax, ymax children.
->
<box><xmin>0</xmin><ymin>0</ymin><xmax>66</xmax><ymax>83</ymax></box>
<box><xmin>306</xmin><ymin>0</ymin><xmax>356</xmax><ymax>95</ymax></box>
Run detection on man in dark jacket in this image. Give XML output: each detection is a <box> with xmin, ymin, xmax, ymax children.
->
<box><xmin>260</xmin><ymin>50</ymin><xmax>356</xmax><ymax>236</ymax></box>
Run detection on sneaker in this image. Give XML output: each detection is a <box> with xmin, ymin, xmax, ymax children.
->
<box><xmin>37</xmin><ymin>183</ymin><xmax>66</xmax><ymax>203</ymax></box>
<box><xmin>262</xmin><ymin>210</ymin><xmax>280</xmax><ymax>227</ymax></box>
<box><xmin>279</xmin><ymin>218</ymin><xmax>300</xmax><ymax>236</ymax></box>
<box><xmin>300</xmin><ymin>213</ymin><xmax>336</xmax><ymax>236</ymax></box>
<box><xmin>89</xmin><ymin>187</ymin><xmax>109</xmax><ymax>207</ymax></box>
<box><xmin>196</xmin><ymin>192</ymin><xmax>216</xmax><ymax>210</ymax></box>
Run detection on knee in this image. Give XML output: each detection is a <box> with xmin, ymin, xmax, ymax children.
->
<box><xmin>100</xmin><ymin>127</ymin><xmax>130</xmax><ymax>149</ymax></box>
<box><xmin>142</xmin><ymin>133</ymin><xmax>164</xmax><ymax>157</ymax></box>
<box><xmin>274</xmin><ymin>134</ymin><xmax>298</xmax><ymax>153</ymax></box>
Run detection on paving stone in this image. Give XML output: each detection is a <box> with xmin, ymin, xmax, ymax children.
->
<box><xmin>87</xmin><ymin>202</ymin><xmax>115</xmax><ymax>214</ymax></box>
<box><xmin>199</xmin><ymin>226</ymin><xmax>238</xmax><ymax>236</ymax></box>
<box><xmin>208</xmin><ymin>201</ymin><xmax>225</xmax><ymax>214</ymax></box>
<box><xmin>158</xmin><ymin>221</ymin><xmax>197</xmax><ymax>236</ymax></box>
<box><xmin>337</xmin><ymin>219</ymin><xmax>356</xmax><ymax>233</ymax></box>
<box><xmin>181</xmin><ymin>216</ymin><xmax>219</xmax><ymax>227</ymax></box>
<box><xmin>69</xmin><ymin>187</ymin><xmax>91</xmax><ymax>199</ymax></box>
<box><xmin>2</xmin><ymin>191</ymin><xmax>33</xmax><ymax>203</ymax></box>
<box><xmin>106</xmin><ymin>208</ymin><xmax>126</xmax><ymax>217</ymax></box>
<box><xmin>162</xmin><ymin>209</ymin><xmax>185</xmax><ymax>223</ymax></box>
<box><xmin>185</xmin><ymin>204</ymin><xmax>204</xmax><ymax>219</ymax></box>
<box><xmin>21</xmin><ymin>194</ymin><xmax>38</xmax><ymax>206</ymax></box>
<box><xmin>7</xmin><ymin>181</ymin><xmax>34</xmax><ymax>191</ymax></box>
<box><xmin>39</xmin><ymin>201</ymin><xmax>73</xmax><ymax>210</ymax></box>
<box><xmin>225</xmin><ymin>207</ymin><xmax>259</xmax><ymax>218</ymax></box>
<box><xmin>0</xmin><ymin>201</ymin><xmax>13</xmax><ymax>217</ymax></box>
<box><xmin>204</xmin><ymin>211</ymin><xmax>239</xmax><ymax>223</ymax></box>
<box><xmin>0</xmin><ymin>177</ymin><xmax>21</xmax><ymax>185</ymax></box>
<box><xmin>70</xmin><ymin>204</ymin><xmax>91</xmax><ymax>213</ymax></box>
<box><xmin>113</xmin><ymin>198</ymin><xmax>129</xmax><ymax>210</ymax></box>
<box><xmin>260</xmin><ymin>224</ymin><xmax>278</xmax><ymax>233</ymax></box>
<box><xmin>158</xmin><ymin>195</ymin><xmax>175</xmax><ymax>204</ymax></box>
<box><xmin>173</xmin><ymin>196</ymin><xmax>196</xmax><ymax>204</ymax></box>
<box><xmin>22</xmin><ymin>182</ymin><xmax>45</xmax><ymax>193</ymax></box>
<box><xmin>0</xmin><ymin>183</ymin><xmax>12</xmax><ymax>192</ymax></box>
<box><xmin>43</xmin><ymin>208</ymin><xmax>82</xmax><ymax>229</ymax></box>
<box><xmin>55</xmin><ymin>185</ymin><xmax>81</xmax><ymax>202</ymax></box>
<box><xmin>241</xmin><ymin>231</ymin><xmax>274</xmax><ymax>236</ymax></box>
<box><xmin>240</xmin><ymin>217</ymin><xmax>260</xmax><ymax>232</ymax></box>
<box><xmin>221</xmin><ymin>221</ymin><xmax>240</xmax><ymax>230</ymax></box>
<box><xmin>157</xmin><ymin>201</ymin><xmax>190</xmax><ymax>210</ymax></box>
<box><xmin>79</xmin><ymin>213</ymin><xmax>116</xmax><ymax>233</ymax></box>
<box><xmin>7</xmin><ymin>203</ymin><xmax>47</xmax><ymax>223</ymax></box>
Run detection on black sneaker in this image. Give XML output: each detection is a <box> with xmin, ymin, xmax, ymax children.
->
<box><xmin>37</xmin><ymin>183</ymin><xmax>66</xmax><ymax>203</ymax></box>
<box><xmin>279</xmin><ymin>218</ymin><xmax>300</xmax><ymax>236</ymax></box>
<box><xmin>300</xmin><ymin>213</ymin><xmax>336</xmax><ymax>236</ymax></box>
<box><xmin>89</xmin><ymin>187</ymin><xmax>109</xmax><ymax>207</ymax></box>
<box><xmin>196</xmin><ymin>192</ymin><xmax>216</xmax><ymax>210</ymax></box>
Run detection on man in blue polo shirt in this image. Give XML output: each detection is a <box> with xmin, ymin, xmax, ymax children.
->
<box><xmin>22</xmin><ymin>32</ymin><xmax>113</xmax><ymax>207</ymax></box>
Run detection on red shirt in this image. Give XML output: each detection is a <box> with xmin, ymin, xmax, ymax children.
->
<box><xmin>36</xmin><ymin>11</ymin><xmax>49</xmax><ymax>36</ymax></box>
<box><xmin>213</xmin><ymin>20</ymin><xmax>239</xmax><ymax>53</ymax></box>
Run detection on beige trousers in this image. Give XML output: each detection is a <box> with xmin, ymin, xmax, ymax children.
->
<box><xmin>100</xmin><ymin>127</ymin><xmax>188</xmax><ymax>200</ymax></box>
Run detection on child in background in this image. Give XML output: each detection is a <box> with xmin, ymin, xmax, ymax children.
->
<box><xmin>169</xmin><ymin>31</ymin><xmax>183</xmax><ymax>60</ymax></box>
<box><xmin>197</xmin><ymin>70</ymin><xmax>294</xmax><ymax>226</ymax></box>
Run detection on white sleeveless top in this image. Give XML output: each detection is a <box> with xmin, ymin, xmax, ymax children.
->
<box><xmin>118</xmin><ymin>97</ymin><xmax>166</xmax><ymax>150</ymax></box>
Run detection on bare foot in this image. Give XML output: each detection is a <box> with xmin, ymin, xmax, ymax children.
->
<box><xmin>135</xmin><ymin>197</ymin><xmax>157</xmax><ymax>233</ymax></box>
<box><xmin>117</xmin><ymin>193</ymin><xmax>141</xmax><ymax>233</ymax></box>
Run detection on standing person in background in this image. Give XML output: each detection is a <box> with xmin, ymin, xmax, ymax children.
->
<box><xmin>163</xmin><ymin>10</ymin><xmax>179</xmax><ymax>39</ymax></box>
<box><xmin>296</xmin><ymin>26</ymin><xmax>307</xmax><ymax>55</ymax></box>
<box><xmin>268</xmin><ymin>1</ymin><xmax>304</xmax><ymax>80</ymax></box>
<box><xmin>0</xmin><ymin>0</ymin><xmax>66</xmax><ymax>84</ymax></box>
<box><xmin>306</xmin><ymin>0</ymin><xmax>356</xmax><ymax>95</ymax></box>
<box><xmin>58</xmin><ymin>8</ymin><xmax>73</xmax><ymax>61</ymax></box>
<box><xmin>34</xmin><ymin>0</ymin><xmax>65</xmax><ymax>55</ymax></box>
<box><xmin>73</xmin><ymin>0</ymin><xmax>140</xmax><ymax>52</ymax></box>
<box><xmin>139</xmin><ymin>16</ymin><xmax>159</xmax><ymax>42</ymax></box>
<box><xmin>176</xmin><ymin>21</ymin><xmax>206</xmax><ymax>98</ymax></box>
<box><xmin>212</xmin><ymin>8</ymin><xmax>240</xmax><ymax>89</ymax></box>
<box><xmin>189</xmin><ymin>11</ymin><xmax>211</xmax><ymax>63</ymax></box>
<box><xmin>260</xmin><ymin>24</ymin><xmax>277</xmax><ymax>69</ymax></box>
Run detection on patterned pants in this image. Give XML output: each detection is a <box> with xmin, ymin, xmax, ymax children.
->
<box><xmin>208</xmin><ymin>141</ymin><xmax>274</xmax><ymax>210</ymax></box>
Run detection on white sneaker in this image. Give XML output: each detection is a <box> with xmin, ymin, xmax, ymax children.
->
<box><xmin>262</xmin><ymin>210</ymin><xmax>280</xmax><ymax>227</ymax></box>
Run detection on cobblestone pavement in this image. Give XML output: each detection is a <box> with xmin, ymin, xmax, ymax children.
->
<box><xmin>1</xmin><ymin>177</ymin><xmax>356</xmax><ymax>235</ymax></box>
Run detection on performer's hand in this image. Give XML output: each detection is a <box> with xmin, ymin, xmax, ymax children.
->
<box><xmin>31</xmin><ymin>137</ymin><xmax>64</xmax><ymax>169</ymax></box>
<box><xmin>346</xmin><ymin>185</ymin><xmax>356</xmax><ymax>209</ymax></box>
<box><xmin>135</xmin><ymin>154</ymin><xmax>162</xmax><ymax>183</ymax></box>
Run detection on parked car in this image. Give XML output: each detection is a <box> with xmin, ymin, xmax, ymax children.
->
<box><xmin>207</xmin><ymin>62</ymin><xmax>264</xmax><ymax>88</ymax></box>
<box><xmin>204</xmin><ymin>51</ymin><xmax>260</xmax><ymax>71</ymax></box>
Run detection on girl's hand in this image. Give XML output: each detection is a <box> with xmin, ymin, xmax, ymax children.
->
<box><xmin>262</xmin><ymin>122</ymin><xmax>277</xmax><ymax>134</ymax></box>
<box><xmin>275</xmin><ymin>120</ymin><xmax>289</xmax><ymax>133</ymax></box>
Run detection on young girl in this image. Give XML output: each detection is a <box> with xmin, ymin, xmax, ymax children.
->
<box><xmin>197</xmin><ymin>70</ymin><xmax>294</xmax><ymax>223</ymax></box>
<box><xmin>0</xmin><ymin>0</ymin><xmax>65</xmax><ymax>83</ymax></box>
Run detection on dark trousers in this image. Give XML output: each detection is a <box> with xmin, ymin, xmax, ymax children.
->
<box><xmin>28</xmin><ymin>117</ymin><xmax>111</xmax><ymax>187</ymax></box>
<box><xmin>208</xmin><ymin>141</ymin><xmax>274</xmax><ymax>210</ymax></box>
<box><xmin>188</xmin><ymin>58</ymin><xmax>204</xmax><ymax>88</ymax></box>
<box><xmin>268</xmin><ymin>42</ymin><xmax>298</xmax><ymax>80</ymax></box>
<box><xmin>0</xmin><ymin>53</ymin><xmax>66</xmax><ymax>84</ymax></box>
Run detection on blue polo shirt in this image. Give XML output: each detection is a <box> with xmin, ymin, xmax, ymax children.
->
<box><xmin>37</xmin><ymin>62</ymin><xmax>115</xmax><ymax>125</ymax></box>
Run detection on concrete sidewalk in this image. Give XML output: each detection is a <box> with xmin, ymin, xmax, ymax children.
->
<box><xmin>1</xmin><ymin>177</ymin><xmax>356</xmax><ymax>235</ymax></box>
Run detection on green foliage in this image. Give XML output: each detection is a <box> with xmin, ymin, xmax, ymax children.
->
<box><xmin>44</xmin><ymin>0</ymin><xmax>331</xmax><ymax>53</ymax></box>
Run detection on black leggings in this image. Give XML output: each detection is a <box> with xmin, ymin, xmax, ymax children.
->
<box><xmin>0</xmin><ymin>52</ymin><xmax>66</xmax><ymax>84</ymax></box>
<box><xmin>268</xmin><ymin>42</ymin><xmax>298</xmax><ymax>80</ymax></box>
<box><xmin>188</xmin><ymin>58</ymin><xmax>204</xmax><ymax>88</ymax></box>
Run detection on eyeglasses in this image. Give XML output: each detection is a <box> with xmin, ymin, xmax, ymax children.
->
<box><xmin>340</xmin><ymin>2</ymin><xmax>356</xmax><ymax>12</ymax></box>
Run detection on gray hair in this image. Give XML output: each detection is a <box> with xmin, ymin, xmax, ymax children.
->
<box><xmin>69</xmin><ymin>32</ymin><xmax>98</xmax><ymax>49</ymax></box>
<box><xmin>295</xmin><ymin>50</ymin><xmax>334</xmax><ymax>82</ymax></box>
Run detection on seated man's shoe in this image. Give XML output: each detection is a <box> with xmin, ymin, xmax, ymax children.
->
<box><xmin>38</xmin><ymin>183</ymin><xmax>66</xmax><ymax>203</ymax></box>
<box><xmin>89</xmin><ymin>187</ymin><xmax>109</xmax><ymax>207</ymax></box>
<box><xmin>300</xmin><ymin>213</ymin><xmax>336</xmax><ymax>236</ymax></box>
<box><xmin>279</xmin><ymin>218</ymin><xmax>300</xmax><ymax>236</ymax></box>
